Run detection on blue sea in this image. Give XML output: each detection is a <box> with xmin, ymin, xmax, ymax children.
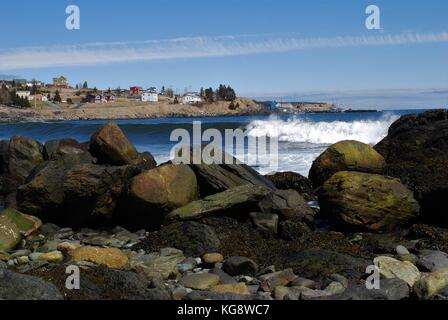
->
<box><xmin>0</xmin><ymin>110</ymin><xmax>425</xmax><ymax>177</ymax></box>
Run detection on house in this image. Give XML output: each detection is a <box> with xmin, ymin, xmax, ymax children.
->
<box><xmin>182</xmin><ymin>92</ymin><xmax>202</xmax><ymax>105</ymax></box>
<box><xmin>85</xmin><ymin>94</ymin><xmax>102</xmax><ymax>104</ymax></box>
<box><xmin>129</xmin><ymin>86</ymin><xmax>144</xmax><ymax>96</ymax></box>
<box><xmin>53</xmin><ymin>76</ymin><xmax>69</xmax><ymax>88</ymax></box>
<box><xmin>29</xmin><ymin>94</ymin><xmax>48</xmax><ymax>102</ymax></box>
<box><xmin>106</xmin><ymin>94</ymin><xmax>116</xmax><ymax>103</ymax></box>
<box><xmin>16</xmin><ymin>91</ymin><xmax>31</xmax><ymax>100</ymax></box>
<box><xmin>85</xmin><ymin>93</ymin><xmax>115</xmax><ymax>104</ymax></box>
<box><xmin>141</xmin><ymin>91</ymin><xmax>158</xmax><ymax>102</ymax></box>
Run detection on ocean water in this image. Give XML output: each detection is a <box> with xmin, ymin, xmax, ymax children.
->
<box><xmin>0</xmin><ymin>110</ymin><xmax>424</xmax><ymax>177</ymax></box>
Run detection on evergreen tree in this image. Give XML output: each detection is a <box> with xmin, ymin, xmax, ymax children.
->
<box><xmin>83</xmin><ymin>81</ymin><xmax>88</xmax><ymax>89</ymax></box>
<box><xmin>53</xmin><ymin>90</ymin><xmax>62</xmax><ymax>103</ymax></box>
<box><xmin>204</xmin><ymin>88</ymin><xmax>214</xmax><ymax>103</ymax></box>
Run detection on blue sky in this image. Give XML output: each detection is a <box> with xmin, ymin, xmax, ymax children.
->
<box><xmin>0</xmin><ymin>0</ymin><xmax>447</xmax><ymax>107</ymax></box>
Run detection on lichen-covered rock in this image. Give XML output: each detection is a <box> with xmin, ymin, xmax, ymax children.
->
<box><xmin>374</xmin><ymin>256</ymin><xmax>421</xmax><ymax>287</ymax></box>
<box><xmin>167</xmin><ymin>184</ymin><xmax>270</xmax><ymax>222</ymax></box>
<box><xmin>309</xmin><ymin>140</ymin><xmax>385</xmax><ymax>187</ymax></box>
<box><xmin>68</xmin><ymin>246</ymin><xmax>129</xmax><ymax>269</ymax></box>
<box><xmin>123</xmin><ymin>164</ymin><xmax>198</xmax><ymax>230</ymax></box>
<box><xmin>0</xmin><ymin>208</ymin><xmax>42</xmax><ymax>252</ymax></box>
<box><xmin>180</xmin><ymin>273</ymin><xmax>220</xmax><ymax>290</ymax></box>
<box><xmin>210</xmin><ymin>283</ymin><xmax>251</xmax><ymax>295</ymax></box>
<box><xmin>89</xmin><ymin>121</ymin><xmax>139</xmax><ymax>165</ymax></box>
<box><xmin>318</xmin><ymin>171</ymin><xmax>419</xmax><ymax>232</ymax></box>
<box><xmin>413</xmin><ymin>267</ymin><xmax>448</xmax><ymax>300</ymax></box>
<box><xmin>375</xmin><ymin>109</ymin><xmax>448</xmax><ymax>226</ymax></box>
<box><xmin>0</xmin><ymin>214</ymin><xmax>20</xmax><ymax>252</ymax></box>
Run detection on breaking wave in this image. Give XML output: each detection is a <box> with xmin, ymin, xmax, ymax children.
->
<box><xmin>246</xmin><ymin>113</ymin><xmax>400</xmax><ymax>145</ymax></box>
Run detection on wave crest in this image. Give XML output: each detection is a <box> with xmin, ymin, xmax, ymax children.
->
<box><xmin>246</xmin><ymin>114</ymin><xmax>399</xmax><ymax>145</ymax></box>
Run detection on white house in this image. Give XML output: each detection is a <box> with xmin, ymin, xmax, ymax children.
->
<box><xmin>16</xmin><ymin>91</ymin><xmax>31</xmax><ymax>99</ymax></box>
<box><xmin>182</xmin><ymin>92</ymin><xmax>202</xmax><ymax>105</ymax></box>
<box><xmin>141</xmin><ymin>91</ymin><xmax>159</xmax><ymax>102</ymax></box>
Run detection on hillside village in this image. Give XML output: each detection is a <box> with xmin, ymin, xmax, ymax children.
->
<box><xmin>0</xmin><ymin>75</ymin><xmax>340</xmax><ymax>122</ymax></box>
<box><xmin>0</xmin><ymin>76</ymin><xmax>246</xmax><ymax>108</ymax></box>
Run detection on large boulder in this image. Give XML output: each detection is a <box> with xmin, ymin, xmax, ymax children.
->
<box><xmin>166</xmin><ymin>184</ymin><xmax>271</xmax><ymax>222</ymax></box>
<box><xmin>90</xmin><ymin>122</ymin><xmax>139</xmax><ymax>165</ymax></box>
<box><xmin>122</xmin><ymin>164</ymin><xmax>198</xmax><ymax>230</ymax></box>
<box><xmin>258</xmin><ymin>189</ymin><xmax>315</xmax><ymax>223</ymax></box>
<box><xmin>17</xmin><ymin>157</ymin><xmax>139</xmax><ymax>227</ymax></box>
<box><xmin>190</xmin><ymin>163</ymin><xmax>276</xmax><ymax>197</ymax></box>
<box><xmin>318</xmin><ymin>171</ymin><xmax>419</xmax><ymax>232</ymax></box>
<box><xmin>373</xmin><ymin>256</ymin><xmax>421</xmax><ymax>287</ymax></box>
<box><xmin>0</xmin><ymin>208</ymin><xmax>42</xmax><ymax>252</ymax></box>
<box><xmin>43</xmin><ymin>138</ymin><xmax>92</xmax><ymax>161</ymax></box>
<box><xmin>265</xmin><ymin>171</ymin><xmax>315</xmax><ymax>200</ymax></box>
<box><xmin>309</xmin><ymin>140</ymin><xmax>385</xmax><ymax>187</ymax></box>
<box><xmin>0</xmin><ymin>136</ymin><xmax>44</xmax><ymax>195</ymax></box>
<box><xmin>375</xmin><ymin>109</ymin><xmax>448</xmax><ymax>226</ymax></box>
<box><xmin>0</xmin><ymin>270</ymin><xmax>63</xmax><ymax>300</ymax></box>
<box><xmin>413</xmin><ymin>267</ymin><xmax>448</xmax><ymax>300</ymax></box>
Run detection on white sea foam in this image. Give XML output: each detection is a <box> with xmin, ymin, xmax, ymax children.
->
<box><xmin>246</xmin><ymin>113</ymin><xmax>399</xmax><ymax>145</ymax></box>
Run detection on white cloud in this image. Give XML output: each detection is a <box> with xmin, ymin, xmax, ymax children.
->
<box><xmin>1</xmin><ymin>32</ymin><xmax>447</xmax><ymax>70</ymax></box>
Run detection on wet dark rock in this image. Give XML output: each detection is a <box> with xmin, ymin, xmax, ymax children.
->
<box><xmin>323</xmin><ymin>278</ymin><xmax>410</xmax><ymax>300</ymax></box>
<box><xmin>222</xmin><ymin>256</ymin><xmax>259</xmax><ymax>276</ymax></box>
<box><xmin>18</xmin><ymin>160</ymin><xmax>139</xmax><ymax>228</ymax></box>
<box><xmin>137</xmin><ymin>221</ymin><xmax>221</xmax><ymax>257</ymax></box>
<box><xmin>209</xmin><ymin>268</ymin><xmax>238</xmax><ymax>285</ymax></box>
<box><xmin>285</xmin><ymin>249</ymin><xmax>371</xmax><ymax>283</ymax></box>
<box><xmin>189</xmin><ymin>160</ymin><xmax>276</xmax><ymax>198</ymax></box>
<box><xmin>43</xmin><ymin>138</ymin><xmax>92</xmax><ymax>162</ymax></box>
<box><xmin>417</xmin><ymin>250</ymin><xmax>448</xmax><ymax>272</ymax></box>
<box><xmin>264</xmin><ymin>171</ymin><xmax>315</xmax><ymax>200</ymax></box>
<box><xmin>250</xmin><ymin>212</ymin><xmax>279</xmax><ymax>237</ymax></box>
<box><xmin>0</xmin><ymin>136</ymin><xmax>44</xmax><ymax>195</ymax></box>
<box><xmin>375</xmin><ymin>109</ymin><xmax>448</xmax><ymax>226</ymax></box>
<box><xmin>28</xmin><ymin>264</ymin><xmax>170</xmax><ymax>300</ymax></box>
<box><xmin>0</xmin><ymin>269</ymin><xmax>63</xmax><ymax>300</ymax></box>
<box><xmin>258</xmin><ymin>189</ymin><xmax>315</xmax><ymax>224</ymax></box>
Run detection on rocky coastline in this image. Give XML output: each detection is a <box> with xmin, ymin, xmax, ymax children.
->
<box><xmin>1</xmin><ymin>109</ymin><xmax>448</xmax><ymax>301</ymax></box>
<box><xmin>0</xmin><ymin>100</ymin><xmax>270</xmax><ymax>123</ymax></box>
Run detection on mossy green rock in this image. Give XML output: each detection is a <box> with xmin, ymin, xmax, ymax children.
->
<box><xmin>0</xmin><ymin>216</ymin><xmax>20</xmax><ymax>252</ymax></box>
<box><xmin>2</xmin><ymin>209</ymin><xmax>42</xmax><ymax>236</ymax></box>
<box><xmin>318</xmin><ymin>171</ymin><xmax>419</xmax><ymax>233</ymax></box>
<box><xmin>167</xmin><ymin>184</ymin><xmax>271</xmax><ymax>222</ymax></box>
<box><xmin>0</xmin><ymin>209</ymin><xmax>42</xmax><ymax>252</ymax></box>
<box><xmin>309</xmin><ymin>140</ymin><xmax>385</xmax><ymax>187</ymax></box>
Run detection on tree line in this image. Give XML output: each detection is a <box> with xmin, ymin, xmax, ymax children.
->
<box><xmin>200</xmin><ymin>84</ymin><xmax>237</xmax><ymax>103</ymax></box>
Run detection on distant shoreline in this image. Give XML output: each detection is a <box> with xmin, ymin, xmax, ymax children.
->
<box><xmin>0</xmin><ymin>103</ymin><xmax>390</xmax><ymax>124</ymax></box>
<box><xmin>0</xmin><ymin>98</ymin><xmax>269</xmax><ymax>123</ymax></box>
